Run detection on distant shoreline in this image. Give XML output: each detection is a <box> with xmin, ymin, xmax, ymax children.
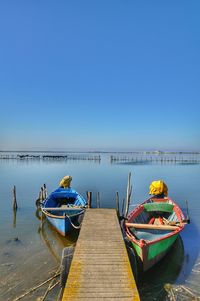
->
<box><xmin>0</xmin><ymin>150</ymin><xmax>200</xmax><ymax>154</ymax></box>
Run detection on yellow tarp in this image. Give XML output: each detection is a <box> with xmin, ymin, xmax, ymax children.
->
<box><xmin>59</xmin><ymin>175</ymin><xmax>72</xmax><ymax>188</ymax></box>
<box><xmin>149</xmin><ymin>180</ymin><xmax>168</xmax><ymax>196</ymax></box>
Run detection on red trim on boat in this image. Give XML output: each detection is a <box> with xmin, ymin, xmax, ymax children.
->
<box><xmin>125</xmin><ymin>197</ymin><xmax>186</xmax><ymax>246</ymax></box>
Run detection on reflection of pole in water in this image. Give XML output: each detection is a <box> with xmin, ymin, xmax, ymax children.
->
<box><xmin>38</xmin><ymin>219</ymin><xmax>60</xmax><ymax>263</ymax></box>
<box><xmin>35</xmin><ymin>207</ymin><xmax>78</xmax><ymax>269</ymax></box>
<box><xmin>35</xmin><ymin>208</ymin><xmax>72</xmax><ymax>263</ymax></box>
<box><xmin>35</xmin><ymin>207</ymin><xmax>45</xmax><ymax>232</ymax></box>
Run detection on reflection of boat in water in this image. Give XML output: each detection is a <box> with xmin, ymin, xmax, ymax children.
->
<box><xmin>138</xmin><ymin>235</ymin><xmax>185</xmax><ymax>300</ymax></box>
<box><xmin>35</xmin><ymin>208</ymin><xmax>77</xmax><ymax>262</ymax></box>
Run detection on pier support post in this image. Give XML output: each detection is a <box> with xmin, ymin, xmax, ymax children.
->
<box><xmin>97</xmin><ymin>192</ymin><xmax>100</xmax><ymax>208</ymax></box>
<box><xmin>124</xmin><ymin>172</ymin><xmax>132</xmax><ymax>218</ymax></box>
<box><xmin>116</xmin><ymin>191</ymin><xmax>120</xmax><ymax>219</ymax></box>
<box><xmin>87</xmin><ymin>191</ymin><xmax>92</xmax><ymax>208</ymax></box>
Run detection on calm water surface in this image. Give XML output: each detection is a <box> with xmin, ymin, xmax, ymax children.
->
<box><xmin>0</xmin><ymin>153</ymin><xmax>200</xmax><ymax>300</ymax></box>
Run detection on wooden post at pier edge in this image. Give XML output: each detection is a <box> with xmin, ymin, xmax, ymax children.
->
<box><xmin>97</xmin><ymin>192</ymin><xmax>100</xmax><ymax>208</ymax></box>
<box><xmin>86</xmin><ymin>191</ymin><xmax>92</xmax><ymax>208</ymax></box>
<box><xmin>116</xmin><ymin>191</ymin><xmax>120</xmax><ymax>218</ymax></box>
<box><xmin>124</xmin><ymin>172</ymin><xmax>132</xmax><ymax>218</ymax></box>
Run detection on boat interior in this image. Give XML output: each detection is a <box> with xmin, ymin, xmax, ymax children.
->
<box><xmin>128</xmin><ymin>201</ymin><xmax>180</xmax><ymax>241</ymax></box>
<box><xmin>43</xmin><ymin>196</ymin><xmax>85</xmax><ymax>217</ymax></box>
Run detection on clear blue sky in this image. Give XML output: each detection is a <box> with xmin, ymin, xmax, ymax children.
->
<box><xmin>0</xmin><ymin>0</ymin><xmax>199</xmax><ymax>151</ymax></box>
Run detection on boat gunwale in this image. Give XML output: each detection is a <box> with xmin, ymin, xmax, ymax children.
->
<box><xmin>41</xmin><ymin>207</ymin><xmax>85</xmax><ymax>219</ymax></box>
<box><xmin>125</xmin><ymin>197</ymin><xmax>186</xmax><ymax>247</ymax></box>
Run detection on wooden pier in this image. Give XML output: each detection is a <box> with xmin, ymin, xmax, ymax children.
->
<box><xmin>62</xmin><ymin>208</ymin><xmax>140</xmax><ymax>301</ymax></box>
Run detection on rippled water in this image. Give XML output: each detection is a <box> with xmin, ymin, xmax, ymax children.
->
<box><xmin>0</xmin><ymin>152</ymin><xmax>200</xmax><ymax>300</ymax></box>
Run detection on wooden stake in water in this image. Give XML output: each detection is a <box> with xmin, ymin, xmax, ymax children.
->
<box><xmin>97</xmin><ymin>192</ymin><xmax>100</xmax><ymax>208</ymax></box>
<box><xmin>185</xmin><ymin>200</ymin><xmax>190</xmax><ymax>224</ymax></box>
<box><xmin>122</xmin><ymin>198</ymin><xmax>125</xmax><ymax>217</ymax></box>
<box><xmin>124</xmin><ymin>172</ymin><xmax>132</xmax><ymax>218</ymax></box>
<box><xmin>116</xmin><ymin>191</ymin><xmax>120</xmax><ymax>218</ymax></box>
<box><xmin>42</xmin><ymin>183</ymin><xmax>47</xmax><ymax>200</ymax></box>
<box><xmin>87</xmin><ymin>191</ymin><xmax>92</xmax><ymax>208</ymax></box>
<box><xmin>12</xmin><ymin>185</ymin><xmax>18</xmax><ymax>210</ymax></box>
<box><xmin>35</xmin><ymin>186</ymin><xmax>44</xmax><ymax>207</ymax></box>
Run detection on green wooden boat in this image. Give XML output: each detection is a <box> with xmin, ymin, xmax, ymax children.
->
<box><xmin>125</xmin><ymin>197</ymin><xmax>187</xmax><ymax>271</ymax></box>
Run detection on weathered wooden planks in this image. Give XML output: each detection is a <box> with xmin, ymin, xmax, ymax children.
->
<box><xmin>62</xmin><ymin>208</ymin><xmax>140</xmax><ymax>301</ymax></box>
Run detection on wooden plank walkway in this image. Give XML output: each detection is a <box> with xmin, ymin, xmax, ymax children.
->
<box><xmin>62</xmin><ymin>208</ymin><xmax>140</xmax><ymax>301</ymax></box>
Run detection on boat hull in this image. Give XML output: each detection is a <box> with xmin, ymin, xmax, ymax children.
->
<box><xmin>41</xmin><ymin>187</ymin><xmax>87</xmax><ymax>236</ymax></box>
<box><xmin>45</xmin><ymin>210</ymin><xmax>84</xmax><ymax>236</ymax></box>
<box><xmin>131</xmin><ymin>233</ymin><xmax>178</xmax><ymax>271</ymax></box>
<box><xmin>46</xmin><ymin>215</ymin><xmax>72</xmax><ymax>236</ymax></box>
<box><xmin>125</xmin><ymin>196</ymin><xmax>186</xmax><ymax>271</ymax></box>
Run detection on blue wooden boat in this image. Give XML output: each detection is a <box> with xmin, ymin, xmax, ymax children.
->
<box><xmin>41</xmin><ymin>187</ymin><xmax>87</xmax><ymax>236</ymax></box>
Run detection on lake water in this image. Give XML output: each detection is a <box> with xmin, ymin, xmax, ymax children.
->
<box><xmin>0</xmin><ymin>152</ymin><xmax>200</xmax><ymax>300</ymax></box>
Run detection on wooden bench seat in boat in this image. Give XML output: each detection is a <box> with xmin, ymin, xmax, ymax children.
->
<box><xmin>125</xmin><ymin>222</ymin><xmax>180</xmax><ymax>231</ymax></box>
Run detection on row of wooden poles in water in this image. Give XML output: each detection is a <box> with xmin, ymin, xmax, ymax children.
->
<box><xmin>12</xmin><ymin>172</ymin><xmax>133</xmax><ymax>222</ymax></box>
<box><xmin>1</xmin><ymin>154</ymin><xmax>101</xmax><ymax>161</ymax></box>
<box><xmin>12</xmin><ymin>184</ymin><xmax>48</xmax><ymax>212</ymax></box>
<box><xmin>2</xmin><ymin>153</ymin><xmax>200</xmax><ymax>164</ymax></box>
<box><xmin>36</xmin><ymin>174</ymin><xmax>132</xmax><ymax>219</ymax></box>
<box><xmin>110</xmin><ymin>155</ymin><xmax>200</xmax><ymax>163</ymax></box>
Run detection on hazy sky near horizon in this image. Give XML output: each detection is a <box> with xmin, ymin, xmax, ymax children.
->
<box><xmin>0</xmin><ymin>0</ymin><xmax>199</xmax><ymax>151</ymax></box>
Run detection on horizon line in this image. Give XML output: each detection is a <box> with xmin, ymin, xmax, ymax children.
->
<box><xmin>0</xmin><ymin>149</ymin><xmax>200</xmax><ymax>154</ymax></box>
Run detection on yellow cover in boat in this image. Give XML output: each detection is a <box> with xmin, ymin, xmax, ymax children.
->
<box><xmin>149</xmin><ymin>180</ymin><xmax>168</xmax><ymax>196</ymax></box>
<box><xmin>59</xmin><ymin>175</ymin><xmax>72</xmax><ymax>188</ymax></box>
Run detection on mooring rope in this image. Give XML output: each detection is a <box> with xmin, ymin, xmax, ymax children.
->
<box><xmin>65</xmin><ymin>211</ymin><xmax>84</xmax><ymax>230</ymax></box>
